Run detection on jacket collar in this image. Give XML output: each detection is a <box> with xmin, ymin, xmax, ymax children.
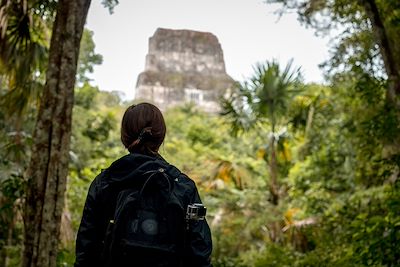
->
<box><xmin>104</xmin><ymin>153</ymin><xmax>180</xmax><ymax>185</ymax></box>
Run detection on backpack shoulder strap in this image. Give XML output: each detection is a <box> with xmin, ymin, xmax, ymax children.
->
<box><xmin>139</xmin><ymin>167</ymin><xmax>173</xmax><ymax>198</ymax></box>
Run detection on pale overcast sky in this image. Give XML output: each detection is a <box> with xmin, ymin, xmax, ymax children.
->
<box><xmin>86</xmin><ymin>0</ymin><xmax>330</xmax><ymax>100</ymax></box>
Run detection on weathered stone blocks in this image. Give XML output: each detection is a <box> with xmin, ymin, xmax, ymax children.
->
<box><xmin>135</xmin><ymin>28</ymin><xmax>234</xmax><ymax>112</ymax></box>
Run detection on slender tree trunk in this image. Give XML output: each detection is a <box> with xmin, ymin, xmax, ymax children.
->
<box><xmin>60</xmin><ymin>205</ymin><xmax>74</xmax><ymax>246</ymax></box>
<box><xmin>22</xmin><ymin>1</ymin><xmax>91</xmax><ymax>267</ymax></box>
<box><xmin>269</xmin><ymin>134</ymin><xmax>279</xmax><ymax>205</ymax></box>
<box><xmin>361</xmin><ymin>0</ymin><xmax>400</xmax><ymax>111</ymax></box>
<box><xmin>4</xmin><ymin>204</ymin><xmax>17</xmax><ymax>267</ymax></box>
<box><xmin>0</xmin><ymin>198</ymin><xmax>15</xmax><ymax>267</ymax></box>
<box><xmin>305</xmin><ymin>104</ymin><xmax>315</xmax><ymax>137</ymax></box>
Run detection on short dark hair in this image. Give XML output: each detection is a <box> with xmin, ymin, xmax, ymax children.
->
<box><xmin>121</xmin><ymin>103</ymin><xmax>166</xmax><ymax>155</ymax></box>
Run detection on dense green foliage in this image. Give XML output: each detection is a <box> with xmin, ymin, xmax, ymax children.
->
<box><xmin>1</xmin><ymin>0</ymin><xmax>400</xmax><ymax>266</ymax></box>
<box><xmin>57</xmin><ymin>78</ymin><xmax>399</xmax><ymax>267</ymax></box>
<box><xmin>57</xmin><ymin>79</ymin><xmax>399</xmax><ymax>266</ymax></box>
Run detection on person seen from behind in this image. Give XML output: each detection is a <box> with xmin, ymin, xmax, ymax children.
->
<box><xmin>74</xmin><ymin>102</ymin><xmax>213</xmax><ymax>267</ymax></box>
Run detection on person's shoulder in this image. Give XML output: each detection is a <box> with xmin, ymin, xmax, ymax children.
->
<box><xmin>177</xmin><ymin>172</ymin><xmax>196</xmax><ymax>187</ymax></box>
<box><xmin>165</xmin><ymin>162</ymin><xmax>198</xmax><ymax>196</ymax></box>
<box><xmin>88</xmin><ymin>154</ymin><xmax>132</xmax><ymax>189</ymax></box>
<box><xmin>90</xmin><ymin>168</ymin><xmax>110</xmax><ymax>191</ymax></box>
<box><xmin>161</xmin><ymin>159</ymin><xmax>195</xmax><ymax>186</ymax></box>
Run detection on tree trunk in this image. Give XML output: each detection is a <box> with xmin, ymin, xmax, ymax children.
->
<box><xmin>269</xmin><ymin>135</ymin><xmax>279</xmax><ymax>205</ymax></box>
<box><xmin>4</xmin><ymin>204</ymin><xmax>17</xmax><ymax>267</ymax></box>
<box><xmin>22</xmin><ymin>1</ymin><xmax>91</xmax><ymax>267</ymax></box>
<box><xmin>305</xmin><ymin>104</ymin><xmax>315</xmax><ymax>137</ymax></box>
<box><xmin>361</xmin><ymin>0</ymin><xmax>400</xmax><ymax>111</ymax></box>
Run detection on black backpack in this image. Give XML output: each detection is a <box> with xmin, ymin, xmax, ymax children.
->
<box><xmin>102</xmin><ymin>166</ymin><xmax>186</xmax><ymax>267</ymax></box>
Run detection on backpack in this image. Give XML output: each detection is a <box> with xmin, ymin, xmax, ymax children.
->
<box><xmin>102</xmin><ymin>165</ymin><xmax>186</xmax><ymax>267</ymax></box>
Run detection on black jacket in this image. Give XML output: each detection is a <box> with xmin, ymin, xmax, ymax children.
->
<box><xmin>74</xmin><ymin>153</ymin><xmax>213</xmax><ymax>267</ymax></box>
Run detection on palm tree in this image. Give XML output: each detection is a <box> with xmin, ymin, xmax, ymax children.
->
<box><xmin>0</xmin><ymin>3</ymin><xmax>54</xmax><ymax>265</ymax></box>
<box><xmin>0</xmin><ymin>0</ymin><xmax>56</xmax><ymax>116</ymax></box>
<box><xmin>222</xmin><ymin>60</ymin><xmax>302</xmax><ymax>205</ymax></box>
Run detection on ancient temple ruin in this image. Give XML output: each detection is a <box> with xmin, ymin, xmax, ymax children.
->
<box><xmin>135</xmin><ymin>28</ymin><xmax>234</xmax><ymax>112</ymax></box>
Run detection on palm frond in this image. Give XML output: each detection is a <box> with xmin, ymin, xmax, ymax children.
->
<box><xmin>1</xmin><ymin>78</ymin><xmax>44</xmax><ymax>116</ymax></box>
<box><xmin>0</xmin><ymin>0</ymin><xmax>53</xmax><ymax>116</ymax></box>
<box><xmin>220</xmin><ymin>82</ymin><xmax>258</xmax><ymax>135</ymax></box>
<box><xmin>221</xmin><ymin>59</ymin><xmax>303</xmax><ymax>135</ymax></box>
